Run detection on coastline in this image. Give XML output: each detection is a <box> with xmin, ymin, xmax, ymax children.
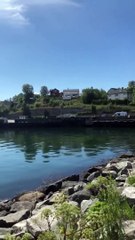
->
<box><xmin>0</xmin><ymin>152</ymin><xmax>135</xmax><ymax>238</ymax></box>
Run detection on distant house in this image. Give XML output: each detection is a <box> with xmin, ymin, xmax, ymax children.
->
<box><xmin>107</xmin><ymin>88</ymin><xmax>128</xmax><ymax>100</ymax></box>
<box><xmin>62</xmin><ymin>89</ymin><xmax>80</xmax><ymax>100</ymax></box>
<box><xmin>50</xmin><ymin>88</ymin><xmax>60</xmax><ymax>97</ymax></box>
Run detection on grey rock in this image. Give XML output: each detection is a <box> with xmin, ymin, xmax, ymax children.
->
<box><xmin>70</xmin><ymin>189</ymin><xmax>91</xmax><ymax>204</ymax></box>
<box><xmin>17</xmin><ymin>192</ymin><xmax>45</xmax><ymax>202</ymax></box>
<box><xmin>35</xmin><ymin>200</ymin><xmax>49</xmax><ymax>210</ymax></box>
<box><xmin>27</xmin><ymin>205</ymin><xmax>57</xmax><ymax>238</ymax></box>
<box><xmin>102</xmin><ymin>170</ymin><xmax>117</xmax><ymax>179</ymax></box>
<box><xmin>11</xmin><ymin>220</ymin><xmax>27</xmax><ymax>234</ymax></box>
<box><xmin>62</xmin><ymin>181</ymin><xmax>80</xmax><ymax>189</ymax></box>
<box><xmin>10</xmin><ymin>201</ymin><xmax>35</xmax><ymax>213</ymax></box>
<box><xmin>40</xmin><ymin>180</ymin><xmax>62</xmax><ymax>195</ymax></box>
<box><xmin>0</xmin><ymin>210</ymin><xmax>30</xmax><ymax>228</ymax></box>
<box><xmin>0</xmin><ymin>211</ymin><xmax>8</xmax><ymax>217</ymax></box>
<box><xmin>124</xmin><ymin>220</ymin><xmax>135</xmax><ymax>240</ymax></box>
<box><xmin>87</xmin><ymin>166</ymin><xmax>103</xmax><ymax>174</ymax></box>
<box><xmin>116</xmin><ymin>161</ymin><xmax>132</xmax><ymax>172</ymax></box>
<box><xmin>81</xmin><ymin>199</ymin><xmax>98</xmax><ymax>213</ymax></box>
<box><xmin>0</xmin><ymin>201</ymin><xmax>12</xmax><ymax>212</ymax></box>
<box><xmin>62</xmin><ymin>174</ymin><xmax>79</xmax><ymax>182</ymax></box>
<box><xmin>105</xmin><ymin>163</ymin><xmax>119</xmax><ymax>173</ymax></box>
<box><xmin>62</xmin><ymin>187</ymin><xmax>74</xmax><ymax>196</ymax></box>
<box><xmin>122</xmin><ymin>187</ymin><xmax>135</xmax><ymax>205</ymax></box>
<box><xmin>74</xmin><ymin>182</ymin><xmax>86</xmax><ymax>192</ymax></box>
<box><xmin>87</xmin><ymin>171</ymin><xmax>101</xmax><ymax>182</ymax></box>
<box><xmin>116</xmin><ymin>174</ymin><xmax>127</xmax><ymax>182</ymax></box>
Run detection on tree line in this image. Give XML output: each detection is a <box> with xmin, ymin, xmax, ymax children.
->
<box><xmin>0</xmin><ymin>82</ymin><xmax>135</xmax><ymax>117</ymax></box>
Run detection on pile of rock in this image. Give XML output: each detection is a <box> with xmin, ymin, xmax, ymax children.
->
<box><xmin>0</xmin><ymin>153</ymin><xmax>135</xmax><ymax>239</ymax></box>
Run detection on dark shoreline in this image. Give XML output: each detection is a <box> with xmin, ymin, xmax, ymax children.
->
<box><xmin>1</xmin><ymin>116</ymin><xmax>135</xmax><ymax>128</ymax></box>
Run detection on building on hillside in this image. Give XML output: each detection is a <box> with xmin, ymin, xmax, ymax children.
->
<box><xmin>107</xmin><ymin>88</ymin><xmax>128</xmax><ymax>100</ymax></box>
<box><xmin>50</xmin><ymin>88</ymin><xmax>60</xmax><ymax>97</ymax></box>
<box><xmin>62</xmin><ymin>89</ymin><xmax>80</xmax><ymax>100</ymax></box>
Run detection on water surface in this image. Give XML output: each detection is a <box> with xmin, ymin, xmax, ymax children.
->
<box><xmin>0</xmin><ymin>127</ymin><xmax>134</xmax><ymax>199</ymax></box>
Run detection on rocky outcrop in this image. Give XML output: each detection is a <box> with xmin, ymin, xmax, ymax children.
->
<box><xmin>0</xmin><ymin>153</ymin><xmax>135</xmax><ymax>239</ymax></box>
<box><xmin>0</xmin><ymin>210</ymin><xmax>30</xmax><ymax>228</ymax></box>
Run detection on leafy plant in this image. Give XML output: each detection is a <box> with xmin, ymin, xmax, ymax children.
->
<box><xmin>127</xmin><ymin>175</ymin><xmax>135</xmax><ymax>186</ymax></box>
<box><xmin>38</xmin><ymin>231</ymin><xmax>57</xmax><ymax>240</ymax></box>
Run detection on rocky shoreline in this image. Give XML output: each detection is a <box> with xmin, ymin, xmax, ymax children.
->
<box><xmin>1</xmin><ymin>153</ymin><xmax>135</xmax><ymax>239</ymax></box>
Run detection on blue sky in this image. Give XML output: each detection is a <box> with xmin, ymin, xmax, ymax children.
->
<box><xmin>0</xmin><ymin>0</ymin><xmax>135</xmax><ymax>100</ymax></box>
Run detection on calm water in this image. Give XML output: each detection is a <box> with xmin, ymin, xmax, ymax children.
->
<box><xmin>0</xmin><ymin>127</ymin><xmax>134</xmax><ymax>199</ymax></box>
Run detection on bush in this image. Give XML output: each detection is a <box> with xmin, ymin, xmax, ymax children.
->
<box><xmin>127</xmin><ymin>175</ymin><xmax>135</xmax><ymax>186</ymax></box>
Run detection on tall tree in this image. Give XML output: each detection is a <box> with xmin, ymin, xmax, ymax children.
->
<box><xmin>82</xmin><ymin>87</ymin><xmax>107</xmax><ymax>104</ymax></box>
<box><xmin>22</xmin><ymin>84</ymin><xmax>34</xmax><ymax>103</ymax></box>
<box><xmin>40</xmin><ymin>86</ymin><xmax>48</xmax><ymax>97</ymax></box>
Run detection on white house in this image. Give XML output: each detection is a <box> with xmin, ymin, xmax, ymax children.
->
<box><xmin>62</xmin><ymin>89</ymin><xmax>80</xmax><ymax>100</ymax></box>
<box><xmin>107</xmin><ymin>88</ymin><xmax>128</xmax><ymax>100</ymax></box>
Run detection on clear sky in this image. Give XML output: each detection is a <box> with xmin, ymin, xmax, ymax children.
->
<box><xmin>0</xmin><ymin>0</ymin><xmax>135</xmax><ymax>100</ymax></box>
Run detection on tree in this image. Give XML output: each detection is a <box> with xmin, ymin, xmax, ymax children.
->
<box><xmin>22</xmin><ymin>84</ymin><xmax>34</xmax><ymax>103</ymax></box>
<box><xmin>128</xmin><ymin>81</ymin><xmax>135</xmax><ymax>103</ymax></box>
<box><xmin>40</xmin><ymin>86</ymin><xmax>48</xmax><ymax>97</ymax></box>
<box><xmin>82</xmin><ymin>88</ymin><xmax>107</xmax><ymax>104</ymax></box>
<box><xmin>82</xmin><ymin>88</ymin><xmax>95</xmax><ymax>104</ymax></box>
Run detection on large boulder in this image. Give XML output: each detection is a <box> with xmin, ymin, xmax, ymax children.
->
<box><xmin>102</xmin><ymin>170</ymin><xmax>117</xmax><ymax>179</ymax></box>
<box><xmin>0</xmin><ymin>210</ymin><xmax>30</xmax><ymax>228</ymax></box>
<box><xmin>17</xmin><ymin>191</ymin><xmax>45</xmax><ymax>202</ymax></box>
<box><xmin>11</xmin><ymin>220</ymin><xmax>27</xmax><ymax>234</ymax></box>
<box><xmin>87</xmin><ymin>171</ymin><xmax>101</xmax><ymax>182</ymax></box>
<box><xmin>26</xmin><ymin>205</ymin><xmax>57</xmax><ymax>238</ymax></box>
<box><xmin>0</xmin><ymin>201</ymin><xmax>12</xmax><ymax>212</ymax></box>
<box><xmin>62</xmin><ymin>174</ymin><xmax>79</xmax><ymax>182</ymax></box>
<box><xmin>0</xmin><ymin>211</ymin><xmax>8</xmax><ymax>217</ymax></box>
<box><xmin>10</xmin><ymin>201</ymin><xmax>35</xmax><ymax>213</ymax></box>
<box><xmin>62</xmin><ymin>181</ymin><xmax>83</xmax><ymax>189</ymax></box>
<box><xmin>122</xmin><ymin>187</ymin><xmax>135</xmax><ymax>205</ymax></box>
<box><xmin>39</xmin><ymin>181</ymin><xmax>62</xmax><ymax>195</ymax></box>
<box><xmin>70</xmin><ymin>189</ymin><xmax>91</xmax><ymax>205</ymax></box>
<box><xmin>124</xmin><ymin>220</ymin><xmax>135</xmax><ymax>240</ymax></box>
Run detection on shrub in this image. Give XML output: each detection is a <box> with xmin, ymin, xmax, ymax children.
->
<box><xmin>127</xmin><ymin>175</ymin><xmax>135</xmax><ymax>186</ymax></box>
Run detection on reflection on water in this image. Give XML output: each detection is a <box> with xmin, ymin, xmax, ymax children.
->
<box><xmin>0</xmin><ymin>127</ymin><xmax>134</xmax><ymax>199</ymax></box>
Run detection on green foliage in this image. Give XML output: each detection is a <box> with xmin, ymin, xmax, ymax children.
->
<box><xmin>5</xmin><ymin>234</ymin><xmax>16</xmax><ymax>240</ymax></box>
<box><xmin>91</xmin><ymin>104</ymin><xmax>97</xmax><ymax>114</ymax></box>
<box><xmin>40</xmin><ymin>86</ymin><xmax>48</xmax><ymax>97</ymax></box>
<box><xmin>38</xmin><ymin>231</ymin><xmax>57</xmax><ymax>240</ymax></box>
<box><xmin>55</xmin><ymin>201</ymin><xmax>80</xmax><ymax>240</ymax></box>
<box><xmin>127</xmin><ymin>175</ymin><xmax>135</xmax><ymax>186</ymax></box>
<box><xmin>21</xmin><ymin>233</ymin><xmax>33</xmax><ymax>240</ymax></box>
<box><xmin>86</xmin><ymin>176</ymin><xmax>109</xmax><ymax>192</ymax></box>
<box><xmin>82</xmin><ymin>88</ymin><xmax>107</xmax><ymax>104</ymax></box>
<box><xmin>86</xmin><ymin>177</ymin><xmax>134</xmax><ymax>240</ymax></box>
<box><xmin>22</xmin><ymin>84</ymin><xmax>34</xmax><ymax>104</ymax></box>
<box><xmin>41</xmin><ymin>208</ymin><xmax>53</xmax><ymax>231</ymax></box>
